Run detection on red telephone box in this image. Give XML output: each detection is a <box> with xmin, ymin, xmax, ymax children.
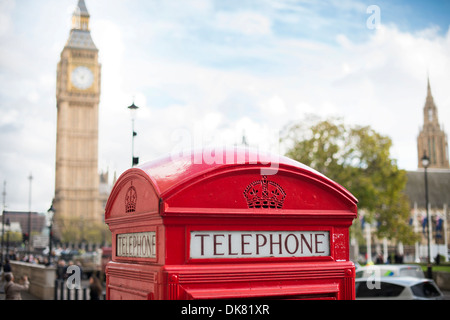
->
<box><xmin>105</xmin><ymin>148</ymin><xmax>357</xmax><ymax>300</ymax></box>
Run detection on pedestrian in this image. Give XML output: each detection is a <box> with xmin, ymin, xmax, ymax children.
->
<box><xmin>2</xmin><ymin>258</ymin><xmax>12</xmax><ymax>279</ymax></box>
<box><xmin>89</xmin><ymin>275</ymin><xmax>102</xmax><ymax>300</ymax></box>
<box><xmin>375</xmin><ymin>254</ymin><xmax>384</xmax><ymax>264</ymax></box>
<box><xmin>56</xmin><ymin>259</ymin><xmax>67</xmax><ymax>280</ymax></box>
<box><xmin>435</xmin><ymin>254</ymin><xmax>441</xmax><ymax>265</ymax></box>
<box><xmin>4</xmin><ymin>274</ymin><xmax>29</xmax><ymax>300</ymax></box>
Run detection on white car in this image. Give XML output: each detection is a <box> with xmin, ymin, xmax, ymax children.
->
<box><xmin>355</xmin><ymin>277</ymin><xmax>443</xmax><ymax>300</ymax></box>
<box><xmin>355</xmin><ymin>264</ymin><xmax>424</xmax><ymax>279</ymax></box>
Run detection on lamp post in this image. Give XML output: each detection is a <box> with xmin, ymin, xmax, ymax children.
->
<box><xmin>1</xmin><ymin>181</ymin><xmax>6</xmax><ymax>264</ymax></box>
<box><xmin>1</xmin><ymin>210</ymin><xmax>5</xmax><ymax>264</ymax></box>
<box><xmin>421</xmin><ymin>152</ymin><xmax>432</xmax><ymax>279</ymax></box>
<box><xmin>28</xmin><ymin>173</ymin><xmax>32</xmax><ymax>259</ymax></box>
<box><xmin>128</xmin><ymin>102</ymin><xmax>139</xmax><ymax>167</ymax></box>
<box><xmin>5</xmin><ymin>218</ymin><xmax>10</xmax><ymax>261</ymax></box>
<box><xmin>46</xmin><ymin>203</ymin><xmax>55</xmax><ymax>266</ymax></box>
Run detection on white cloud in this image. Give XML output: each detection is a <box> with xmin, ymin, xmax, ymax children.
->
<box><xmin>1</xmin><ymin>0</ymin><xmax>450</xmax><ymax>213</ymax></box>
<box><xmin>214</xmin><ymin>11</ymin><xmax>272</xmax><ymax>36</ymax></box>
<box><xmin>260</xmin><ymin>95</ymin><xmax>287</xmax><ymax>117</ymax></box>
<box><xmin>0</xmin><ymin>0</ymin><xmax>15</xmax><ymax>36</ymax></box>
<box><xmin>327</xmin><ymin>25</ymin><xmax>450</xmax><ymax>169</ymax></box>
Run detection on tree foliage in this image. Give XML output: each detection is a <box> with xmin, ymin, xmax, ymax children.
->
<box><xmin>282</xmin><ymin>117</ymin><xmax>416</xmax><ymax>243</ymax></box>
<box><xmin>54</xmin><ymin>217</ymin><xmax>111</xmax><ymax>245</ymax></box>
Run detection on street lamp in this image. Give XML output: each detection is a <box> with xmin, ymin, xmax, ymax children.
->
<box><xmin>46</xmin><ymin>203</ymin><xmax>55</xmax><ymax>266</ymax></box>
<box><xmin>421</xmin><ymin>151</ymin><xmax>432</xmax><ymax>279</ymax></box>
<box><xmin>128</xmin><ymin>101</ymin><xmax>139</xmax><ymax>167</ymax></box>
<box><xmin>5</xmin><ymin>218</ymin><xmax>10</xmax><ymax>261</ymax></box>
<box><xmin>1</xmin><ymin>210</ymin><xmax>5</xmax><ymax>264</ymax></box>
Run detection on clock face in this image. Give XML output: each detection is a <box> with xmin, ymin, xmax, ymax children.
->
<box><xmin>71</xmin><ymin>66</ymin><xmax>94</xmax><ymax>90</ymax></box>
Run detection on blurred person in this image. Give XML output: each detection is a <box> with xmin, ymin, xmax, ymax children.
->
<box><xmin>7</xmin><ymin>250</ymin><xmax>17</xmax><ymax>261</ymax></box>
<box><xmin>89</xmin><ymin>275</ymin><xmax>102</xmax><ymax>300</ymax></box>
<box><xmin>56</xmin><ymin>259</ymin><xmax>67</xmax><ymax>280</ymax></box>
<box><xmin>4</xmin><ymin>274</ymin><xmax>29</xmax><ymax>300</ymax></box>
<box><xmin>2</xmin><ymin>258</ymin><xmax>12</xmax><ymax>279</ymax></box>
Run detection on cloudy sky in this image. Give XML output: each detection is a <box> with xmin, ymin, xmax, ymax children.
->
<box><xmin>0</xmin><ymin>0</ymin><xmax>449</xmax><ymax>213</ymax></box>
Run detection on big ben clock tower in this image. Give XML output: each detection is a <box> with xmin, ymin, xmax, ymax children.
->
<box><xmin>54</xmin><ymin>0</ymin><xmax>102</xmax><ymax>237</ymax></box>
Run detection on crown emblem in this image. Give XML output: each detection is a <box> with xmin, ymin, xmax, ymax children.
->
<box><xmin>125</xmin><ymin>183</ymin><xmax>137</xmax><ymax>213</ymax></box>
<box><xmin>243</xmin><ymin>176</ymin><xmax>286</xmax><ymax>209</ymax></box>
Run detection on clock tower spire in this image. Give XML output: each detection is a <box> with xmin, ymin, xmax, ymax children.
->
<box><xmin>54</xmin><ymin>0</ymin><xmax>103</xmax><ymax>240</ymax></box>
<box><xmin>72</xmin><ymin>0</ymin><xmax>90</xmax><ymax>31</ymax></box>
<box><xmin>417</xmin><ymin>77</ymin><xmax>449</xmax><ymax>169</ymax></box>
<box><xmin>65</xmin><ymin>0</ymin><xmax>97</xmax><ymax>51</ymax></box>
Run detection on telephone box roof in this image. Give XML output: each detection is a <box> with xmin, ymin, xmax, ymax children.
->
<box><xmin>128</xmin><ymin>147</ymin><xmax>357</xmax><ymax>202</ymax></box>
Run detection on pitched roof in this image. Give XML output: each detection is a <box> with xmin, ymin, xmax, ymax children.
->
<box><xmin>77</xmin><ymin>0</ymin><xmax>90</xmax><ymax>17</ymax></box>
<box><xmin>405</xmin><ymin>169</ymin><xmax>450</xmax><ymax>208</ymax></box>
<box><xmin>2</xmin><ymin>211</ymin><xmax>46</xmax><ymax>234</ymax></box>
<box><xmin>65</xmin><ymin>29</ymin><xmax>97</xmax><ymax>50</ymax></box>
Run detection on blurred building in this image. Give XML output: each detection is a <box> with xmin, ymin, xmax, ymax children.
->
<box><xmin>417</xmin><ymin>78</ymin><xmax>449</xmax><ymax>169</ymax></box>
<box><xmin>1</xmin><ymin>211</ymin><xmax>46</xmax><ymax>237</ymax></box>
<box><xmin>405</xmin><ymin>78</ymin><xmax>449</xmax><ymax>260</ymax></box>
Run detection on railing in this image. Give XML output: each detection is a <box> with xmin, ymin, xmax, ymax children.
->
<box><xmin>54</xmin><ymin>279</ymin><xmax>105</xmax><ymax>300</ymax></box>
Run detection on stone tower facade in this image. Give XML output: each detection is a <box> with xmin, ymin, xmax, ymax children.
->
<box><xmin>417</xmin><ymin>78</ymin><xmax>449</xmax><ymax>169</ymax></box>
<box><xmin>54</xmin><ymin>0</ymin><xmax>103</xmax><ymax>237</ymax></box>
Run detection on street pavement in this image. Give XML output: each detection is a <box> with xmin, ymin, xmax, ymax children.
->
<box><xmin>0</xmin><ymin>290</ymin><xmax>40</xmax><ymax>300</ymax></box>
<box><xmin>0</xmin><ymin>279</ymin><xmax>89</xmax><ymax>300</ymax></box>
<box><xmin>0</xmin><ymin>278</ymin><xmax>105</xmax><ymax>300</ymax></box>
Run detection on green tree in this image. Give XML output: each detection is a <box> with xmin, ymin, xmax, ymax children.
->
<box><xmin>282</xmin><ymin>117</ymin><xmax>417</xmax><ymax>244</ymax></box>
<box><xmin>55</xmin><ymin>217</ymin><xmax>111</xmax><ymax>245</ymax></box>
<box><xmin>1</xmin><ymin>231</ymin><xmax>22</xmax><ymax>243</ymax></box>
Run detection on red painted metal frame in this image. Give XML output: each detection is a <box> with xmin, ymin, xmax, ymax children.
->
<box><xmin>104</xmin><ymin>148</ymin><xmax>358</xmax><ymax>300</ymax></box>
